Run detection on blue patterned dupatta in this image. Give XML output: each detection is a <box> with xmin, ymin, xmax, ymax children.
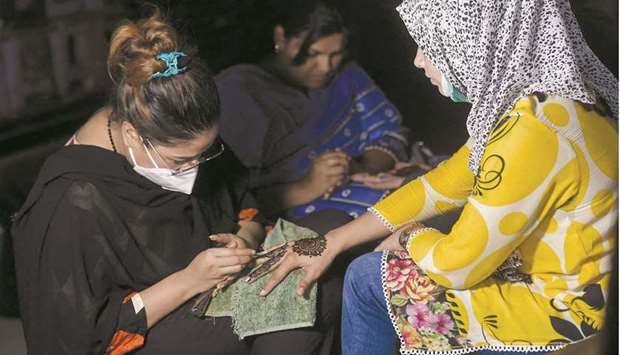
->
<box><xmin>288</xmin><ymin>64</ymin><xmax>408</xmax><ymax>219</ymax></box>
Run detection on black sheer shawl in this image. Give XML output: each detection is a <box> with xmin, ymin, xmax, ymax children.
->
<box><xmin>11</xmin><ymin>145</ymin><xmax>258</xmax><ymax>354</ymax></box>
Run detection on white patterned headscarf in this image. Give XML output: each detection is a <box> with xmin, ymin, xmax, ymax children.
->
<box><xmin>397</xmin><ymin>0</ymin><xmax>618</xmax><ymax>174</ymax></box>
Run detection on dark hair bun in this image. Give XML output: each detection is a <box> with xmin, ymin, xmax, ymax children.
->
<box><xmin>107</xmin><ymin>10</ymin><xmax>182</xmax><ymax>86</ymax></box>
<box><xmin>108</xmin><ymin>8</ymin><xmax>219</xmax><ymax>145</ymax></box>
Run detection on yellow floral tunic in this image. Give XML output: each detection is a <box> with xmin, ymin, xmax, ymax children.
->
<box><xmin>371</xmin><ymin>95</ymin><xmax>617</xmax><ymax>354</ymax></box>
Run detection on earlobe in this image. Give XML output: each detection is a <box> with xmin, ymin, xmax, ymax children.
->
<box><xmin>121</xmin><ymin>121</ymin><xmax>140</xmax><ymax>147</ymax></box>
<box><xmin>273</xmin><ymin>25</ymin><xmax>286</xmax><ymax>48</ymax></box>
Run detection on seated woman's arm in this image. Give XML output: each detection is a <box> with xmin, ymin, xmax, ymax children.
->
<box><xmin>257</xmin><ymin>183</ymin><xmax>331</xmax><ymax>215</ymax></box>
<box><xmin>255</xmin><ymin>179</ymin><xmax>326</xmax><ymax>214</ymax></box>
<box><xmin>374</xmin><ymin>115</ymin><xmax>579</xmax><ymax>289</ymax></box>
<box><xmin>255</xmin><ymin>150</ymin><xmax>351</xmax><ymax>213</ymax></box>
<box><xmin>347</xmin><ymin>64</ymin><xmax>410</xmax><ymax>174</ymax></box>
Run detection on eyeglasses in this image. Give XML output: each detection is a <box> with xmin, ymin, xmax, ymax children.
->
<box><xmin>144</xmin><ymin>137</ymin><xmax>225</xmax><ymax>175</ymax></box>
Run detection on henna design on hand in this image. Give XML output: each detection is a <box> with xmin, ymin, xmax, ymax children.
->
<box><xmin>245</xmin><ymin>244</ymin><xmax>287</xmax><ymax>283</ymax></box>
<box><xmin>292</xmin><ymin>236</ymin><xmax>327</xmax><ymax>257</ymax></box>
<box><xmin>243</xmin><ymin>236</ymin><xmax>327</xmax><ymax>284</ymax></box>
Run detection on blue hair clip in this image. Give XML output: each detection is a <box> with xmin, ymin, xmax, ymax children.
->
<box><xmin>151</xmin><ymin>51</ymin><xmax>188</xmax><ymax>79</ymax></box>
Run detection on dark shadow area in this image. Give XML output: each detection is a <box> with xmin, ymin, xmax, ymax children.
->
<box><xmin>154</xmin><ymin>0</ymin><xmax>618</xmax><ymax>155</ymax></box>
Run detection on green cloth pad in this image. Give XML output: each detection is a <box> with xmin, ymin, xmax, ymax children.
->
<box><xmin>205</xmin><ymin>219</ymin><xmax>318</xmax><ymax>339</ymax></box>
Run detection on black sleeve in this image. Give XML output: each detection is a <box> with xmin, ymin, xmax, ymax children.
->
<box><xmin>237</xmin><ymin>188</ymin><xmax>268</xmax><ymax>226</ymax></box>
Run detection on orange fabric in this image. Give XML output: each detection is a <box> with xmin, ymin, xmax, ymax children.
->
<box><xmin>121</xmin><ymin>292</ymin><xmax>137</xmax><ymax>304</ymax></box>
<box><xmin>238</xmin><ymin>208</ymin><xmax>259</xmax><ymax>221</ymax></box>
<box><xmin>108</xmin><ymin>330</ymin><xmax>145</xmax><ymax>355</ymax></box>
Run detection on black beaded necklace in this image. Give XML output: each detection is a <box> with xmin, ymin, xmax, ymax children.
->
<box><xmin>107</xmin><ymin>118</ymin><xmax>118</xmax><ymax>153</ymax></box>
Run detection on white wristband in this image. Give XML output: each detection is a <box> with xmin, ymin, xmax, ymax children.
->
<box><xmin>131</xmin><ymin>293</ymin><xmax>145</xmax><ymax>314</ymax></box>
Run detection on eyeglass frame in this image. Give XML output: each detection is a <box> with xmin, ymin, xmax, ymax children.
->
<box><xmin>143</xmin><ymin>137</ymin><xmax>225</xmax><ymax>175</ymax></box>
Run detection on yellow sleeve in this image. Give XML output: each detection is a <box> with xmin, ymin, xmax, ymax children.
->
<box><xmin>403</xmin><ymin>113</ymin><xmax>579</xmax><ymax>289</ymax></box>
<box><xmin>371</xmin><ymin>142</ymin><xmax>474</xmax><ymax>231</ymax></box>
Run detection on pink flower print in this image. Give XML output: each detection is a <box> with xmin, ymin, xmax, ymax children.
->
<box><xmin>434</xmin><ymin>313</ymin><xmax>454</xmax><ymax>335</ymax></box>
<box><xmin>406</xmin><ymin>303</ymin><xmax>437</xmax><ymax>329</ymax></box>
<box><xmin>385</xmin><ymin>258</ymin><xmax>415</xmax><ymax>291</ymax></box>
<box><xmin>402</xmin><ymin>275</ymin><xmax>435</xmax><ymax>304</ymax></box>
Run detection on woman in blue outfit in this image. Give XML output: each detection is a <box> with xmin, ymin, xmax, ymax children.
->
<box><xmin>216</xmin><ymin>0</ymin><xmax>410</xmax><ymax>219</ymax></box>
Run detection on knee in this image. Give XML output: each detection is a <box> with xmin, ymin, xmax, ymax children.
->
<box><xmin>344</xmin><ymin>252</ymin><xmax>383</xmax><ymax>295</ymax></box>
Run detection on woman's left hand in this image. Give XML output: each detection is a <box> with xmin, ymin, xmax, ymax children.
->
<box><xmin>373</xmin><ymin>231</ymin><xmax>403</xmax><ymax>252</ymax></box>
<box><xmin>246</xmin><ymin>235</ymin><xmax>341</xmax><ymax>297</ymax></box>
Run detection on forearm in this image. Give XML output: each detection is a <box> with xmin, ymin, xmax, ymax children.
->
<box><xmin>257</xmin><ymin>180</ymin><xmax>318</xmax><ymax>212</ymax></box>
<box><xmin>281</xmin><ymin>179</ymin><xmax>316</xmax><ymax>207</ymax></box>
<box><xmin>139</xmin><ymin>269</ymin><xmax>207</xmax><ymax>328</ymax></box>
<box><xmin>326</xmin><ymin>212</ymin><xmax>391</xmax><ymax>253</ymax></box>
<box><xmin>237</xmin><ymin>220</ymin><xmax>266</xmax><ymax>249</ymax></box>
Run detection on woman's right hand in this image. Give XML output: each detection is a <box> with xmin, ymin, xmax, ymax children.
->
<box><xmin>184</xmin><ymin>247</ymin><xmax>255</xmax><ymax>294</ymax></box>
<box><xmin>303</xmin><ymin>150</ymin><xmax>350</xmax><ymax>198</ymax></box>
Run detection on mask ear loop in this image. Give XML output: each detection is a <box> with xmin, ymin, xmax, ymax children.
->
<box><xmin>127</xmin><ymin>147</ymin><xmax>139</xmax><ymax>167</ymax></box>
<box><xmin>142</xmin><ymin>139</ymin><xmax>162</xmax><ymax>169</ymax></box>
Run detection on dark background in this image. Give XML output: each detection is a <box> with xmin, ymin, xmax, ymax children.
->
<box><xmin>1</xmin><ymin>0</ymin><xmax>617</xmax><ymax>154</ymax></box>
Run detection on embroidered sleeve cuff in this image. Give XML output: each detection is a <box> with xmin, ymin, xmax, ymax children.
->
<box><xmin>404</xmin><ymin>227</ymin><xmax>438</xmax><ymax>253</ymax></box>
<box><xmin>368</xmin><ymin>206</ymin><xmax>397</xmax><ymax>232</ymax></box>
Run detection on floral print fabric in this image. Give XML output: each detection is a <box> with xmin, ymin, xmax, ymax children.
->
<box><xmin>383</xmin><ymin>251</ymin><xmax>471</xmax><ymax>353</ymax></box>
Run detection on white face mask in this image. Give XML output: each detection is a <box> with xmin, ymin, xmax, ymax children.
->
<box><xmin>128</xmin><ymin>145</ymin><xmax>198</xmax><ymax>195</ymax></box>
<box><xmin>438</xmin><ymin>73</ymin><xmax>451</xmax><ymax>97</ymax></box>
<box><xmin>439</xmin><ymin>73</ymin><xmax>469</xmax><ymax>103</ymax></box>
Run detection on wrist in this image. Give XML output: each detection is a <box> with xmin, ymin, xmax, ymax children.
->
<box><xmin>287</xmin><ymin>178</ymin><xmax>318</xmax><ymax>205</ymax></box>
<box><xmin>398</xmin><ymin>230</ymin><xmax>413</xmax><ymax>251</ymax></box>
<box><xmin>324</xmin><ymin>230</ymin><xmax>347</xmax><ymax>255</ymax></box>
<box><xmin>300</xmin><ymin>177</ymin><xmax>324</xmax><ymax>201</ymax></box>
<box><xmin>178</xmin><ymin>268</ymin><xmax>215</xmax><ymax>297</ymax></box>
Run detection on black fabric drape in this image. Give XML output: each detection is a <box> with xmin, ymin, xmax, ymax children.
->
<box><xmin>11</xmin><ymin>145</ymin><xmax>256</xmax><ymax>354</ymax></box>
